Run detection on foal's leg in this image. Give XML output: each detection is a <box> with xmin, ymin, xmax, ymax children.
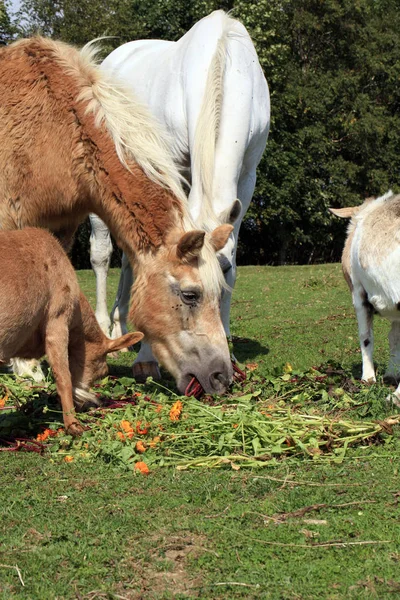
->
<box><xmin>89</xmin><ymin>214</ymin><xmax>113</xmax><ymax>335</ymax></box>
<box><xmin>45</xmin><ymin>321</ymin><xmax>83</xmax><ymax>436</ymax></box>
<box><xmin>353</xmin><ymin>285</ymin><xmax>375</xmax><ymax>383</ymax></box>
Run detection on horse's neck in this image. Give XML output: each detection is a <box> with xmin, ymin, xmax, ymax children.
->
<box><xmin>75</xmin><ymin>101</ymin><xmax>182</xmax><ymax>260</ymax></box>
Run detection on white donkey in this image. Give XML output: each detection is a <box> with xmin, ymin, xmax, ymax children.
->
<box><xmin>330</xmin><ymin>190</ymin><xmax>400</xmax><ymax>406</ymax></box>
<box><xmin>90</xmin><ymin>10</ymin><xmax>270</xmax><ymax>380</ymax></box>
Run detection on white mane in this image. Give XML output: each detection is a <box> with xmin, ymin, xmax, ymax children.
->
<box><xmin>192</xmin><ymin>12</ymin><xmax>240</xmax><ymax>231</ymax></box>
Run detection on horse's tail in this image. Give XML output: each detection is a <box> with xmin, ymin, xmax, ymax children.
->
<box><xmin>53</xmin><ymin>39</ymin><xmax>187</xmax><ymax>204</ymax></box>
<box><xmin>191</xmin><ymin>12</ymin><xmax>238</xmax><ymax>228</ymax></box>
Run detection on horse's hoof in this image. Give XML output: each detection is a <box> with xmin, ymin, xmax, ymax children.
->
<box><xmin>383</xmin><ymin>373</ymin><xmax>400</xmax><ymax>386</ymax></box>
<box><xmin>133</xmin><ymin>361</ymin><xmax>161</xmax><ymax>382</ymax></box>
<box><xmin>386</xmin><ymin>393</ymin><xmax>400</xmax><ymax>408</ymax></box>
<box><xmin>65</xmin><ymin>421</ymin><xmax>84</xmax><ymax>437</ymax></box>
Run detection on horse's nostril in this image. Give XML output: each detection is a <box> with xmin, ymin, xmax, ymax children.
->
<box><xmin>210</xmin><ymin>371</ymin><xmax>228</xmax><ymax>390</ymax></box>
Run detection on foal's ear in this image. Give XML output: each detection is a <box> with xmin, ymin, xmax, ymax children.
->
<box><xmin>106</xmin><ymin>332</ymin><xmax>144</xmax><ymax>354</ymax></box>
<box><xmin>328</xmin><ymin>207</ymin><xmax>357</xmax><ymax>219</ymax></box>
<box><xmin>177</xmin><ymin>230</ymin><xmax>205</xmax><ymax>261</ymax></box>
<box><xmin>209</xmin><ymin>224</ymin><xmax>234</xmax><ymax>252</ymax></box>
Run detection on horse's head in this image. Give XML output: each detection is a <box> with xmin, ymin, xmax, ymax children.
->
<box><xmin>130</xmin><ymin>224</ymin><xmax>234</xmax><ymax>395</ymax></box>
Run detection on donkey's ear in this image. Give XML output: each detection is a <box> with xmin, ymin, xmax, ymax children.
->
<box><xmin>177</xmin><ymin>230</ymin><xmax>205</xmax><ymax>260</ymax></box>
<box><xmin>328</xmin><ymin>207</ymin><xmax>357</xmax><ymax>219</ymax></box>
<box><xmin>209</xmin><ymin>224</ymin><xmax>234</xmax><ymax>252</ymax></box>
<box><xmin>106</xmin><ymin>332</ymin><xmax>144</xmax><ymax>354</ymax></box>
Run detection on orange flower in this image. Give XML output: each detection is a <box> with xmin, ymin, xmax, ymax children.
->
<box><xmin>136</xmin><ymin>421</ymin><xmax>149</xmax><ymax>435</ymax></box>
<box><xmin>64</xmin><ymin>455</ymin><xmax>74</xmax><ymax>463</ymax></box>
<box><xmin>169</xmin><ymin>400</ymin><xmax>183</xmax><ymax>422</ymax></box>
<box><xmin>154</xmin><ymin>404</ymin><xmax>163</xmax><ymax>413</ymax></box>
<box><xmin>135</xmin><ymin>441</ymin><xmax>146</xmax><ymax>453</ymax></box>
<box><xmin>117</xmin><ymin>431</ymin><xmax>125</xmax><ymax>442</ymax></box>
<box><xmin>148</xmin><ymin>436</ymin><xmax>161</xmax><ymax>449</ymax></box>
<box><xmin>36</xmin><ymin>428</ymin><xmax>58</xmax><ymax>442</ymax></box>
<box><xmin>120</xmin><ymin>420</ymin><xmax>133</xmax><ymax>433</ymax></box>
<box><xmin>232</xmin><ymin>423</ymin><xmax>239</xmax><ymax>429</ymax></box>
<box><xmin>0</xmin><ymin>393</ymin><xmax>7</xmax><ymax>408</ymax></box>
<box><xmin>135</xmin><ymin>461</ymin><xmax>150</xmax><ymax>475</ymax></box>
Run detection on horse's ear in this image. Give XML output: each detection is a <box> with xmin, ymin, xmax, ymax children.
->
<box><xmin>219</xmin><ymin>199</ymin><xmax>242</xmax><ymax>225</ymax></box>
<box><xmin>177</xmin><ymin>231</ymin><xmax>205</xmax><ymax>261</ymax></box>
<box><xmin>329</xmin><ymin>207</ymin><xmax>357</xmax><ymax>219</ymax></box>
<box><xmin>106</xmin><ymin>332</ymin><xmax>144</xmax><ymax>354</ymax></box>
<box><xmin>209</xmin><ymin>224</ymin><xmax>234</xmax><ymax>252</ymax></box>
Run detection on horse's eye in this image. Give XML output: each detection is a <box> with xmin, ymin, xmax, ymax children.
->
<box><xmin>180</xmin><ymin>290</ymin><xmax>200</xmax><ymax>305</ymax></box>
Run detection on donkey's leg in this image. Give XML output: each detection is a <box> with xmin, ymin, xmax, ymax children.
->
<box><xmin>353</xmin><ymin>285</ymin><xmax>375</xmax><ymax>383</ymax></box>
<box><xmin>89</xmin><ymin>214</ymin><xmax>113</xmax><ymax>335</ymax></box>
<box><xmin>384</xmin><ymin>321</ymin><xmax>400</xmax><ymax>407</ymax></box>
<box><xmin>385</xmin><ymin>321</ymin><xmax>400</xmax><ymax>380</ymax></box>
<box><xmin>45</xmin><ymin>321</ymin><xmax>83</xmax><ymax>436</ymax></box>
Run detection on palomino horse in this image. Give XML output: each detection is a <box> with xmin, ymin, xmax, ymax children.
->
<box><xmin>90</xmin><ymin>10</ymin><xmax>270</xmax><ymax>380</ymax></box>
<box><xmin>0</xmin><ymin>36</ymin><xmax>233</xmax><ymax>395</ymax></box>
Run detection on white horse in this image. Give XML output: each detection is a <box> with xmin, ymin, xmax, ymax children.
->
<box><xmin>90</xmin><ymin>10</ymin><xmax>270</xmax><ymax>380</ymax></box>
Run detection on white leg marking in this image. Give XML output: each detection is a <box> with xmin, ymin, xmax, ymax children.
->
<box><xmin>89</xmin><ymin>214</ymin><xmax>113</xmax><ymax>335</ymax></box>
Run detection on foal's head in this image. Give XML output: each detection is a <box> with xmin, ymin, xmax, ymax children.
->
<box><xmin>130</xmin><ymin>224</ymin><xmax>234</xmax><ymax>395</ymax></box>
<box><xmin>69</xmin><ymin>293</ymin><xmax>143</xmax><ymax>405</ymax></box>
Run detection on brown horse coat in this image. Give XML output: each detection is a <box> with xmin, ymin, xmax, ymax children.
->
<box><xmin>0</xmin><ymin>228</ymin><xmax>142</xmax><ymax>434</ymax></box>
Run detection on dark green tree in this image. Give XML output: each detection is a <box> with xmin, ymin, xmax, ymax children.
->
<box><xmin>15</xmin><ymin>0</ymin><xmax>400</xmax><ymax>266</ymax></box>
<box><xmin>0</xmin><ymin>1</ymin><xmax>16</xmax><ymax>44</ymax></box>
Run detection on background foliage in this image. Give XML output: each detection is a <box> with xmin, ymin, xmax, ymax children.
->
<box><xmin>3</xmin><ymin>0</ymin><xmax>400</xmax><ymax>265</ymax></box>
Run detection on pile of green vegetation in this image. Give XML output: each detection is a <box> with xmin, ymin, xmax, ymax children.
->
<box><xmin>1</xmin><ymin>363</ymin><xmax>398</xmax><ymax>473</ymax></box>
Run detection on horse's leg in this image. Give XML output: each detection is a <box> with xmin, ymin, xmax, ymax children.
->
<box><xmin>110</xmin><ymin>254</ymin><xmax>160</xmax><ymax>379</ymax></box>
<box><xmin>10</xmin><ymin>357</ymin><xmax>45</xmax><ymax>382</ymax></box>
<box><xmin>110</xmin><ymin>252</ymin><xmax>133</xmax><ymax>343</ymax></box>
<box><xmin>45</xmin><ymin>319</ymin><xmax>83</xmax><ymax>436</ymax></box>
<box><xmin>132</xmin><ymin>340</ymin><xmax>161</xmax><ymax>382</ymax></box>
<box><xmin>89</xmin><ymin>214</ymin><xmax>113</xmax><ymax>335</ymax></box>
<box><xmin>220</xmin><ymin>169</ymin><xmax>257</xmax><ymax>341</ymax></box>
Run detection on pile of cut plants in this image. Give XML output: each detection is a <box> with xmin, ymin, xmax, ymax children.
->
<box><xmin>0</xmin><ymin>362</ymin><xmax>398</xmax><ymax>473</ymax></box>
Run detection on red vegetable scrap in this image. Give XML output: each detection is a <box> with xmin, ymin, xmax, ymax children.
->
<box><xmin>185</xmin><ymin>377</ymin><xmax>203</xmax><ymax>398</ymax></box>
<box><xmin>232</xmin><ymin>362</ymin><xmax>246</xmax><ymax>382</ymax></box>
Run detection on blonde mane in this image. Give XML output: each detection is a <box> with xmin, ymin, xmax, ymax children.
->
<box><xmin>192</xmin><ymin>12</ymin><xmax>240</xmax><ymax>230</ymax></box>
<box><xmin>49</xmin><ymin>38</ymin><xmax>187</xmax><ymax>206</ymax></box>
<box><xmin>50</xmin><ymin>38</ymin><xmax>225</xmax><ymax>297</ymax></box>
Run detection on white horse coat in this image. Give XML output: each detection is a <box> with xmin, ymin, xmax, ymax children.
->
<box><xmin>90</xmin><ymin>10</ymin><xmax>270</xmax><ymax>373</ymax></box>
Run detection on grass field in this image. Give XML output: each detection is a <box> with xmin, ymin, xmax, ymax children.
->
<box><xmin>0</xmin><ymin>264</ymin><xmax>399</xmax><ymax>600</ymax></box>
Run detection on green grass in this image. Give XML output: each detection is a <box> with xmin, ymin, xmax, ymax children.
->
<box><xmin>1</xmin><ymin>264</ymin><xmax>399</xmax><ymax>600</ymax></box>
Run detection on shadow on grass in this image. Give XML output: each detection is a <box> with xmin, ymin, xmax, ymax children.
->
<box><xmin>0</xmin><ymin>393</ymin><xmax>62</xmax><ymax>443</ymax></box>
<box><xmin>232</xmin><ymin>336</ymin><xmax>270</xmax><ymax>363</ymax></box>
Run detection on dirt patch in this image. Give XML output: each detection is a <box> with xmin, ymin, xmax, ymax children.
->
<box><xmin>114</xmin><ymin>532</ymin><xmax>208</xmax><ymax>599</ymax></box>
